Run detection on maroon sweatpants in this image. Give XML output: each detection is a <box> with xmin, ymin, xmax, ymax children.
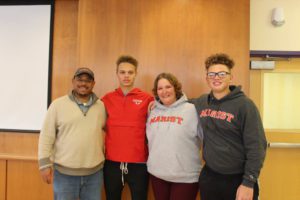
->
<box><xmin>150</xmin><ymin>174</ymin><xmax>199</xmax><ymax>200</ymax></box>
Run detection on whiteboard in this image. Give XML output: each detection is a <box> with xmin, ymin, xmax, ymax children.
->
<box><xmin>0</xmin><ymin>3</ymin><xmax>53</xmax><ymax>132</ymax></box>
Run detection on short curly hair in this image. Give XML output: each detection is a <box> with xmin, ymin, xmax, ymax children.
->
<box><xmin>205</xmin><ymin>53</ymin><xmax>235</xmax><ymax>70</ymax></box>
<box><xmin>152</xmin><ymin>73</ymin><xmax>183</xmax><ymax>101</ymax></box>
<box><xmin>116</xmin><ymin>55</ymin><xmax>138</xmax><ymax>71</ymax></box>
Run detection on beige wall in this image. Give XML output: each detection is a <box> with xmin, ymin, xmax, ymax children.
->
<box><xmin>250</xmin><ymin>0</ymin><xmax>300</xmax><ymax>51</ymax></box>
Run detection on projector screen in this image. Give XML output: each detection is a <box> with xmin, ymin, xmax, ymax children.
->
<box><xmin>0</xmin><ymin>1</ymin><xmax>54</xmax><ymax>132</ymax></box>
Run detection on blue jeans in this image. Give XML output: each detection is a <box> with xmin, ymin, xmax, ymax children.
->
<box><xmin>53</xmin><ymin>169</ymin><xmax>103</xmax><ymax>200</ymax></box>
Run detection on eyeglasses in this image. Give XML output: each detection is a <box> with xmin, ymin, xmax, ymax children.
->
<box><xmin>207</xmin><ymin>71</ymin><xmax>230</xmax><ymax>79</ymax></box>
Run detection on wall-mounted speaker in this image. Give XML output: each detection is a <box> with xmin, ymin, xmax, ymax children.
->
<box><xmin>271</xmin><ymin>7</ymin><xmax>285</xmax><ymax>27</ymax></box>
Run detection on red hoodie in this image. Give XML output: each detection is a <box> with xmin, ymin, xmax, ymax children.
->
<box><xmin>101</xmin><ymin>88</ymin><xmax>154</xmax><ymax>162</ymax></box>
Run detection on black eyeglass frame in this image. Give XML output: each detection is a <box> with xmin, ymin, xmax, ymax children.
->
<box><xmin>206</xmin><ymin>71</ymin><xmax>231</xmax><ymax>79</ymax></box>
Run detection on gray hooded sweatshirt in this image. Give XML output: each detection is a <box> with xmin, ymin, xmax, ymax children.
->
<box><xmin>146</xmin><ymin>94</ymin><xmax>203</xmax><ymax>183</ymax></box>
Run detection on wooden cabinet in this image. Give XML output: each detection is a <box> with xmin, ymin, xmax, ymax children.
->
<box><xmin>0</xmin><ymin>156</ymin><xmax>53</xmax><ymax>200</ymax></box>
<box><xmin>0</xmin><ymin>160</ymin><xmax>6</xmax><ymax>200</ymax></box>
<box><xmin>6</xmin><ymin>160</ymin><xmax>53</xmax><ymax>200</ymax></box>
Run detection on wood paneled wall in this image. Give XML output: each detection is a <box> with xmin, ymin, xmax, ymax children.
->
<box><xmin>52</xmin><ymin>0</ymin><xmax>79</xmax><ymax>99</ymax></box>
<box><xmin>78</xmin><ymin>0</ymin><xmax>250</xmax><ymax>98</ymax></box>
<box><xmin>0</xmin><ymin>160</ymin><xmax>5</xmax><ymax>200</ymax></box>
<box><xmin>0</xmin><ymin>0</ymin><xmax>250</xmax><ymax>199</ymax></box>
<box><xmin>6</xmin><ymin>160</ymin><xmax>53</xmax><ymax>200</ymax></box>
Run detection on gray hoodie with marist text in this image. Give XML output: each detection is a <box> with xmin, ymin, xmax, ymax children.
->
<box><xmin>146</xmin><ymin>94</ymin><xmax>203</xmax><ymax>183</ymax></box>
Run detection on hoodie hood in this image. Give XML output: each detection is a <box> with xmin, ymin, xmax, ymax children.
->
<box><xmin>155</xmin><ymin>93</ymin><xmax>188</xmax><ymax>110</ymax></box>
<box><xmin>68</xmin><ymin>91</ymin><xmax>99</xmax><ymax>104</ymax></box>
<box><xmin>208</xmin><ymin>85</ymin><xmax>245</xmax><ymax>104</ymax></box>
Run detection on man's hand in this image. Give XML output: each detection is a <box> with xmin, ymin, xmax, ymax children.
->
<box><xmin>236</xmin><ymin>184</ymin><xmax>253</xmax><ymax>200</ymax></box>
<box><xmin>40</xmin><ymin>167</ymin><xmax>53</xmax><ymax>184</ymax></box>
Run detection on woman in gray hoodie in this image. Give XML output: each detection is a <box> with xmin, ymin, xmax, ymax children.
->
<box><xmin>146</xmin><ymin>73</ymin><xmax>203</xmax><ymax>200</ymax></box>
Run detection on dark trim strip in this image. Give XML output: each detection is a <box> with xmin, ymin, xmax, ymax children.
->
<box><xmin>0</xmin><ymin>129</ymin><xmax>39</xmax><ymax>133</ymax></box>
<box><xmin>48</xmin><ymin>1</ymin><xmax>54</xmax><ymax>109</ymax></box>
<box><xmin>0</xmin><ymin>0</ymin><xmax>52</xmax><ymax>5</ymax></box>
<box><xmin>250</xmin><ymin>50</ymin><xmax>300</xmax><ymax>58</ymax></box>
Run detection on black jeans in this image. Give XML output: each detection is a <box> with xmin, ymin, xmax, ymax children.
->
<box><xmin>199</xmin><ymin>165</ymin><xmax>259</xmax><ymax>200</ymax></box>
<box><xmin>104</xmin><ymin>160</ymin><xmax>149</xmax><ymax>200</ymax></box>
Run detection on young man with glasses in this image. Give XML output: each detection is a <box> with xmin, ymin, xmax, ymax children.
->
<box><xmin>191</xmin><ymin>53</ymin><xmax>267</xmax><ymax>200</ymax></box>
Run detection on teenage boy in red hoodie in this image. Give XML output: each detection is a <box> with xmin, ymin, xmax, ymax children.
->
<box><xmin>102</xmin><ymin>55</ymin><xmax>153</xmax><ymax>200</ymax></box>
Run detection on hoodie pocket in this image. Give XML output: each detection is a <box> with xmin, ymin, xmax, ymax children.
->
<box><xmin>205</xmin><ymin>144</ymin><xmax>244</xmax><ymax>172</ymax></box>
<box><xmin>176</xmin><ymin>154</ymin><xmax>201</xmax><ymax>174</ymax></box>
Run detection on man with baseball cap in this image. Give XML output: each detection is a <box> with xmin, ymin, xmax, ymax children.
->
<box><xmin>38</xmin><ymin>67</ymin><xmax>106</xmax><ymax>200</ymax></box>
<box><xmin>74</xmin><ymin>67</ymin><xmax>95</xmax><ymax>80</ymax></box>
